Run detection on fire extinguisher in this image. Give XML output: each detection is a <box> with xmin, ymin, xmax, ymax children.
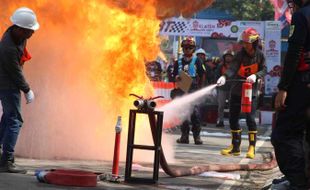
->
<box><xmin>241</xmin><ymin>82</ymin><xmax>253</xmax><ymax>113</ymax></box>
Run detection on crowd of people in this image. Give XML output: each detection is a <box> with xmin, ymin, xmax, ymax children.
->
<box><xmin>164</xmin><ymin>28</ymin><xmax>267</xmax><ymax>162</ymax></box>
<box><xmin>145</xmin><ymin>38</ymin><xmax>240</xmax><ymax>129</ymax></box>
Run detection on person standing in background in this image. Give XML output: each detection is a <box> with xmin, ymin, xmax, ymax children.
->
<box><xmin>174</xmin><ymin>37</ymin><xmax>205</xmax><ymax>145</ymax></box>
<box><xmin>216</xmin><ymin>50</ymin><xmax>235</xmax><ymax>128</ymax></box>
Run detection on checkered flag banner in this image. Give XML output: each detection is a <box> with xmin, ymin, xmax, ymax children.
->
<box><xmin>168</xmin><ymin>21</ymin><xmax>188</xmax><ymax>33</ymax></box>
<box><xmin>160</xmin><ymin>18</ymin><xmax>191</xmax><ymax>36</ymax></box>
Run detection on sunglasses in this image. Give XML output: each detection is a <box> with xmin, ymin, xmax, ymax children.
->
<box><xmin>183</xmin><ymin>46</ymin><xmax>194</xmax><ymax>50</ymax></box>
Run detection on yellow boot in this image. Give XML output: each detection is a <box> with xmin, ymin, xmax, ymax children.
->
<box><xmin>221</xmin><ymin>130</ymin><xmax>241</xmax><ymax>156</ymax></box>
<box><xmin>246</xmin><ymin>131</ymin><xmax>257</xmax><ymax>159</ymax></box>
<box><xmin>246</xmin><ymin>145</ymin><xmax>255</xmax><ymax>159</ymax></box>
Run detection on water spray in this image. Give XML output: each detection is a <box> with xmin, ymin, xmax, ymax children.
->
<box><xmin>158</xmin><ymin>84</ymin><xmax>217</xmax><ymax>127</ymax></box>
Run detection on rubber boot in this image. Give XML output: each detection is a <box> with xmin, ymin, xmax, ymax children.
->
<box><xmin>246</xmin><ymin>131</ymin><xmax>257</xmax><ymax>159</ymax></box>
<box><xmin>216</xmin><ymin>121</ymin><xmax>224</xmax><ymax>128</ymax></box>
<box><xmin>192</xmin><ymin>125</ymin><xmax>203</xmax><ymax>145</ymax></box>
<box><xmin>176</xmin><ymin>121</ymin><xmax>190</xmax><ymax>144</ymax></box>
<box><xmin>221</xmin><ymin>130</ymin><xmax>241</xmax><ymax>156</ymax></box>
<box><xmin>193</xmin><ymin>133</ymin><xmax>203</xmax><ymax>145</ymax></box>
<box><xmin>191</xmin><ymin>108</ymin><xmax>202</xmax><ymax>145</ymax></box>
<box><xmin>176</xmin><ymin>135</ymin><xmax>189</xmax><ymax>144</ymax></box>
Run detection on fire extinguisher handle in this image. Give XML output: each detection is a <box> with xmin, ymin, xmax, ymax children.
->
<box><xmin>226</xmin><ymin>79</ymin><xmax>246</xmax><ymax>83</ymax></box>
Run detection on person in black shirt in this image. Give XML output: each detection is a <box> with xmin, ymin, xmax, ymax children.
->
<box><xmin>215</xmin><ymin>50</ymin><xmax>235</xmax><ymax>128</ymax></box>
<box><xmin>166</xmin><ymin>57</ymin><xmax>176</xmax><ymax>82</ymax></box>
<box><xmin>217</xmin><ymin>28</ymin><xmax>267</xmax><ymax>159</ymax></box>
<box><xmin>0</xmin><ymin>7</ymin><xmax>39</xmax><ymax>174</ymax></box>
<box><xmin>271</xmin><ymin>0</ymin><xmax>310</xmax><ymax>189</ymax></box>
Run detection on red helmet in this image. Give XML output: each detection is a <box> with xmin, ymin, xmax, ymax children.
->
<box><xmin>181</xmin><ymin>36</ymin><xmax>196</xmax><ymax>48</ymax></box>
<box><xmin>240</xmin><ymin>28</ymin><xmax>260</xmax><ymax>43</ymax></box>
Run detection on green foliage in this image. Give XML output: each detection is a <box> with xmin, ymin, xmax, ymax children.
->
<box><xmin>211</xmin><ymin>0</ymin><xmax>274</xmax><ymax>20</ymax></box>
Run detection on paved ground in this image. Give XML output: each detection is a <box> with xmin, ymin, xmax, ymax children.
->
<box><xmin>0</xmin><ymin>120</ymin><xmax>281</xmax><ymax>190</ymax></box>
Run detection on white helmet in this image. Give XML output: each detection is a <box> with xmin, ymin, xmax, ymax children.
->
<box><xmin>10</xmin><ymin>7</ymin><xmax>40</xmax><ymax>31</ymax></box>
<box><xmin>195</xmin><ymin>48</ymin><xmax>206</xmax><ymax>56</ymax></box>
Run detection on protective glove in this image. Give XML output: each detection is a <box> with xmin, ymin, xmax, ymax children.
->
<box><xmin>24</xmin><ymin>90</ymin><xmax>35</xmax><ymax>104</ymax></box>
<box><xmin>217</xmin><ymin>76</ymin><xmax>226</xmax><ymax>86</ymax></box>
<box><xmin>246</xmin><ymin>74</ymin><xmax>257</xmax><ymax>83</ymax></box>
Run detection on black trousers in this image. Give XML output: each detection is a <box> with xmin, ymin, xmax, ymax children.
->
<box><xmin>271</xmin><ymin>77</ymin><xmax>310</xmax><ymax>188</ymax></box>
<box><xmin>229</xmin><ymin>95</ymin><xmax>257</xmax><ymax>131</ymax></box>
<box><xmin>180</xmin><ymin>106</ymin><xmax>201</xmax><ymax>137</ymax></box>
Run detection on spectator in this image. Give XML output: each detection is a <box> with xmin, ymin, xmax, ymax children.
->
<box><xmin>166</xmin><ymin>57</ymin><xmax>176</xmax><ymax>82</ymax></box>
<box><xmin>173</xmin><ymin>37</ymin><xmax>205</xmax><ymax>145</ymax></box>
<box><xmin>145</xmin><ymin>60</ymin><xmax>162</xmax><ymax>81</ymax></box>
<box><xmin>215</xmin><ymin>50</ymin><xmax>235</xmax><ymax>128</ymax></box>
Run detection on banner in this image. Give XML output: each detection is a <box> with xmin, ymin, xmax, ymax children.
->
<box><xmin>160</xmin><ymin>18</ymin><xmax>240</xmax><ymax>38</ymax></box>
<box><xmin>236</xmin><ymin>21</ymin><xmax>265</xmax><ymax>39</ymax></box>
<box><xmin>264</xmin><ymin>21</ymin><xmax>282</xmax><ymax>96</ymax></box>
<box><xmin>159</xmin><ymin>18</ymin><xmax>265</xmax><ymax>39</ymax></box>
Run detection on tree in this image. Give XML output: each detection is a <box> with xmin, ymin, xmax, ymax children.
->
<box><xmin>211</xmin><ymin>0</ymin><xmax>274</xmax><ymax>21</ymax></box>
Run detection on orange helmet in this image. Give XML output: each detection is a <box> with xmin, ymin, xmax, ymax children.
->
<box><xmin>240</xmin><ymin>28</ymin><xmax>260</xmax><ymax>43</ymax></box>
<box><xmin>181</xmin><ymin>36</ymin><xmax>196</xmax><ymax>48</ymax></box>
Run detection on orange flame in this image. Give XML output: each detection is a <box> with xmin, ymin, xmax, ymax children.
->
<box><xmin>106</xmin><ymin>0</ymin><xmax>215</xmax><ymax>19</ymax></box>
<box><xmin>0</xmin><ymin>0</ymin><xmax>214</xmax><ymax>161</ymax></box>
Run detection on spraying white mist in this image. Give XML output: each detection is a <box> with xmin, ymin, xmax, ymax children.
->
<box><xmin>158</xmin><ymin>84</ymin><xmax>217</xmax><ymax>127</ymax></box>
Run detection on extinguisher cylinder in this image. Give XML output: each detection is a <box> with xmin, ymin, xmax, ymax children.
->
<box><xmin>241</xmin><ymin>82</ymin><xmax>252</xmax><ymax>113</ymax></box>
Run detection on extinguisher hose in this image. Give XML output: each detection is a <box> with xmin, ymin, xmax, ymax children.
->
<box><xmin>226</xmin><ymin>79</ymin><xmax>246</xmax><ymax>83</ymax></box>
<box><xmin>148</xmin><ymin>113</ymin><xmax>277</xmax><ymax>177</ymax></box>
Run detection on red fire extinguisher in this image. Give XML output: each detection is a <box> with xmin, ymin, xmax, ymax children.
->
<box><xmin>241</xmin><ymin>82</ymin><xmax>252</xmax><ymax>113</ymax></box>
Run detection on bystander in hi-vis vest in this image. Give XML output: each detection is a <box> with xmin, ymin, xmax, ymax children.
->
<box><xmin>178</xmin><ymin>56</ymin><xmax>197</xmax><ymax>77</ymax></box>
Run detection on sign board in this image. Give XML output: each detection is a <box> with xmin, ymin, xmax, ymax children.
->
<box><xmin>264</xmin><ymin>21</ymin><xmax>282</xmax><ymax>96</ymax></box>
<box><xmin>159</xmin><ymin>18</ymin><xmax>265</xmax><ymax>39</ymax></box>
<box><xmin>160</xmin><ymin>18</ymin><xmax>239</xmax><ymax>38</ymax></box>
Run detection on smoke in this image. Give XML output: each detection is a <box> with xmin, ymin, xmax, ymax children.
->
<box><xmin>106</xmin><ymin>0</ymin><xmax>215</xmax><ymax>19</ymax></box>
<box><xmin>158</xmin><ymin>85</ymin><xmax>217</xmax><ymax>127</ymax></box>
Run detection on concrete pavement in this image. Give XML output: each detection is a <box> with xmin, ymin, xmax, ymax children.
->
<box><xmin>0</xmin><ymin>121</ymin><xmax>280</xmax><ymax>190</ymax></box>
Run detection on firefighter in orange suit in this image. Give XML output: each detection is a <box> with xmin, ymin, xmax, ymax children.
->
<box><xmin>217</xmin><ymin>28</ymin><xmax>267</xmax><ymax>159</ymax></box>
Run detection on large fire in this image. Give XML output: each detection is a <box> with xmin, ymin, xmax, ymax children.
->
<box><xmin>0</xmin><ymin>0</ymin><xmax>213</xmax><ymax>161</ymax></box>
